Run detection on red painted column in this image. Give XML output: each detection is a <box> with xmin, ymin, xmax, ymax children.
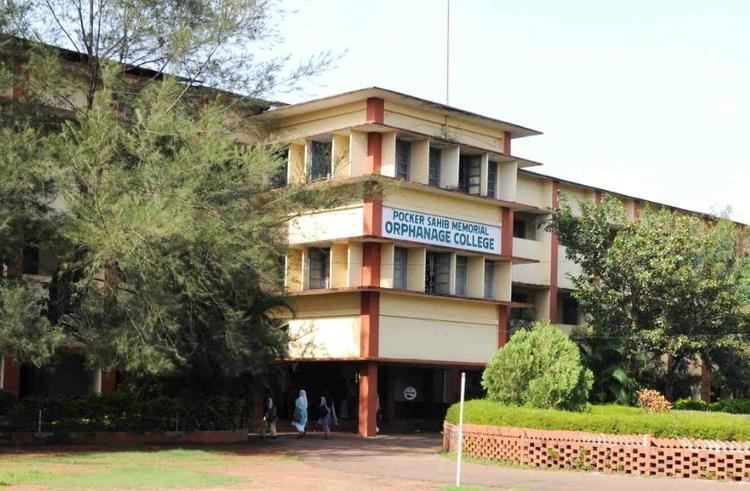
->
<box><xmin>358</xmin><ymin>361</ymin><xmax>378</xmax><ymax>437</ymax></box>
<box><xmin>500</xmin><ymin>207</ymin><xmax>513</xmax><ymax>257</ymax></box>
<box><xmin>594</xmin><ymin>190</ymin><xmax>602</xmax><ymax>206</ymax></box>
<box><xmin>100</xmin><ymin>369</ymin><xmax>117</xmax><ymax>394</ymax></box>
<box><xmin>503</xmin><ymin>130</ymin><xmax>511</xmax><ymax>155</ymax></box>
<box><xmin>366</xmin><ymin>97</ymin><xmax>384</xmax><ymax>125</ymax></box>
<box><xmin>634</xmin><ymin>200</ymin><xmax>642</xmax><ymax>220</ymax></box>
<box><xmin>359</xmin><ymin>130</ymin><xmax>382</xmax><ymax>437</ymax></box>
<box><xmin>549</xmin><ymin>181</ymin><xmax>560</xmax><ymax>323</ymax></box>
<box><xmin>498</xmin><ymin>305</ymin><xmax>510</xmax><ymax>347</ymax></box>
<box><xmin>2</xmin><ymin>353</ymin><xmax>20</xmax><ymax>397</ymax></box>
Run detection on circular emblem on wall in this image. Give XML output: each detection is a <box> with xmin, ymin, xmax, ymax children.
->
<box><xmin>403</xmin><ymin>386</ymin><xmax>418</xmax><ymax>401</ymax></box>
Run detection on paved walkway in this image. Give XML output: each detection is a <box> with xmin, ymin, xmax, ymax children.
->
<box><xmin>258</xmin><ymin>431</ymin><xmax>750</xmax><ymax>490</ymax></box>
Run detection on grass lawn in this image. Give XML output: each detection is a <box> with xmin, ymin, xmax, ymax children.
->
<box><xmin>0</xmin><ymin>448</ymin><xmax>246</xmax><ymax>489</ymax></box>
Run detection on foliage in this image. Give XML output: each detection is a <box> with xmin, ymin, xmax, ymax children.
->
<box><xmin>674</xmin><ymin>398</ymin><xmax>750</xmax><ymax>415</ymax></box>
<box><xmin>0</xmin><ymin>391</ymin><xmax>250</xmax><ymax>431</ymax></box>
<box><xmin>0</xmin><ymin>1</ymin><xmax>353</xmax><ymax>391</ymax></box>
<box><xmin>445</xmin><ymin>400</ymin><xmax>750</xmax><ymax>441</ymax></box>
<box><xmin>0</xmin><ymin>280</ymin><xmax>64</xmax><ymax>366</ymax></box>
<box><xmin>2</xmin><ymin>0</ymin><xmax>336</xmax><ymax>110</ymax></box>
<box><xmin>548</xmin><ymin>196</ymin><xmax>750</xmax><ymax>399</ymax></box>
<box><xmin>636</xmin><ymin>389</ymin><xmax>672</xmax><ymax>413</ymax></box>
<box><xmin>482</xmin><ymin>322</ymin><xmax>593</xmax><ymax>411</ymax></box>
<box><xmin>574</xmin><ymin>327</ymin><xmax>638</xmax><ymax>405</ymax></box>
<box><xmin>0</xmin><ymin>449</ymin><xmax>244</xmax><ymax>489</ymax></box>
<box><xmin>45</xmin><ymin>68</ymin><xmax>361</xmax><ymax>380</ymax></box>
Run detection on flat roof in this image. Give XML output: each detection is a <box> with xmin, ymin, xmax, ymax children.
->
<box><xmin>259</xmin><ymin>87</ymin><xmax>543</xmax><ymax>139</ymax></box>
<box><xmin>519</xmin><ymin>168</ymin><xmax>748</xmax><ymax>226</ymax></box>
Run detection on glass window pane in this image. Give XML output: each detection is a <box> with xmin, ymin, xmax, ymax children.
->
<box><xmin>455</xmin><ymin>255</ymin><xmax>468</xmax><ymax>296</ymax></box>
<box><xmin>308</xmin><ymin>141</ymin><xmax>331</xmax><ymax>182</ymax></box>
<box><xmin>487</xmin><ymin>161</ymin><xmax>497</xmax><ymax>198</ymax></box>
<box><xmin>425</xmin><ymin>251</ymin><xmax>451</xmax><ymax>295</ymax></box>
<box><xmin>396</xmin><ymin>139</ymin><xmax>411</xmax><ymax>180</ymax></box>
<box><xmin>307</xmin><ymin>247</ymin><xmax>330</xmax><ymax>289</ymax></box>
<box><xmin>394</xmin><ymin>247</ymin><xmax>408</xmax><ymax>289</ymax></box>
<box><xmin>429</xmin><ymin>147</ymin><xmax>441</xmax><ymax>186</ymax></box>
<box><xmin>484</xmin><ymin>260</ymin><xmax>495</xmax><ymax>298</ymax></box>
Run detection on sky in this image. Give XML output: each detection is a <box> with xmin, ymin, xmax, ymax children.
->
<box><xmin>273</xmin><ymin>0</ymin><xmax>750</xmax><ymax>223</ymax></box>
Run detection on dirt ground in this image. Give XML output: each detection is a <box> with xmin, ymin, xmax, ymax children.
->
<box><xmin>4</xmin><ymin>431</ymin><xmax>750</xmax><ymax>490</ymax></box>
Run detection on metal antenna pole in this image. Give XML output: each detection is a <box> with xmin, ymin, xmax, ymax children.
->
<box><xmin>446</xmin><ymin>0</ymin><xmax>450</xmax><ymax>105</ymax></box>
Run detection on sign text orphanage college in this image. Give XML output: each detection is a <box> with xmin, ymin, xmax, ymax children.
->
<box><xmin>381</xmin><ymin>206</ymin><xmax>501</xmax><ymax>254</ymax></box>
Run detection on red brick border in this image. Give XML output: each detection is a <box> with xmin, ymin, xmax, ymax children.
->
<box><xmin>443</xmin><ymin>422</ymin><xmax>750</xmax><ymax>482</ymax></box>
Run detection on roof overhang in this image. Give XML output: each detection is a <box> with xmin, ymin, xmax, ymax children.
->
<box><xmin>256</xmin><ymin>87</ymin><xmax>543</xmax><ymax>139</ymax></box>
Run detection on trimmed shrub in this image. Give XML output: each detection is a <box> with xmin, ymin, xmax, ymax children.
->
<box><xmin>445</xmin><ymin>401</ymin><xmax>750</xmax><ymax>441</ymax></box>
<box><xmin>482</xmin><ymin>322</ymin><xmax>593</xmax><ymax>411</ymax></box>
<box><xmin>636</xmin><ymin>389</ymin><xmax>672</xmax><ymax>413</ymax></box>
<box><xmin>674</xmin><ymin>398</ymin><xmax>750</xmax><ymax>415</ymax></box>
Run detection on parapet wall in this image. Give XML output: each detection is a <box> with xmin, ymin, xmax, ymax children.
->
<box><xmin>443</xmin><ymin>421</ymin><xmax>750</xmax><ymax>482</ymax></box>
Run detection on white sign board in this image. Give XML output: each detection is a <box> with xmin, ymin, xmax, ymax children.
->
<box><xmin>382</xmin><ymin>206</ymin><xmax>501</xmax><ymax>255</ymax></box>
<box><xmin>403</xmin><ymin>386</ymin><xmax>418</xmax><ymax>401</ymax></box>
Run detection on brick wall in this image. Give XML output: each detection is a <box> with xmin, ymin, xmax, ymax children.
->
<box><xmin>443</xmin><ymin>422</ymin><xmax>750</xmax><ymax>482</ymax></box>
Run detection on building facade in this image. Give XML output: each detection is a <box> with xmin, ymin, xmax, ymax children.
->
<box><xmin>0</xmin><ymin>60</ymin><xmax>744</xmax><ymax>435</ymax></box>
<box><xmin>250</xmin><ymin>88</ymin><xmax>679</xmax><ymax>436</ymax></box>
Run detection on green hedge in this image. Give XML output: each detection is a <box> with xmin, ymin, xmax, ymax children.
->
<box><xmin>674</xmin><ymin>398</ymin><xmax>750</xmax><ymax>415</ymax></box>
<box><xmin>0</xmin><ymin>390</ymin><xmax>249</xmax><ymax>432</ymax></box>
<box><xmin>445</xmin><ymin>400</ymin><xmax>750</xmax><ymax>441</ymax></box>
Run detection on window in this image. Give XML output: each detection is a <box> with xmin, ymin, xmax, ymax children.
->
<box><xmin>22</xmin><ymin>246</ymin><xmax>40</xmax><ymax>275</ymax></box>
<box><xmin>270</xmin><ymin>146</ymin><xmax>288</xmax><ymax>188</ymax></box>
<box><xmin>459</xmin><ymin>155</ymin><xmax>481</xmax><ymax>194</ymax></box>
<box><xmin>484</xmin><ymin>260</ymin><xmax>496</xmax><ymax>298</ymax></box>
<box><xmin>561</xmin><ymin>294</ymin><xmax>580</xmax><ymax>325</ymax></box>
<box><xmin>307</xmin><ymin>247</ymin><xmax>330</xmax><ymax>289</ymax></box>
<box><xmin>394</xmin><ymin>247</ymin><xmax>408</xmax><ymax>289</ymax></box>
<box><xmin>455</xmin><ymin>255</ymin><xmax>468</xmax><ymax>296</ymax></box>
<box><xmin>396</xmin><ymin>139</ymin><xmax>411</xmax><ymax>180</ymax></box>
<box><xmin>511</xmin><ymin>292</ymin><xmax>529</xmax><ymax>303</ymax></box>
<box><xmin>487</xmin><ymin>160</ymin><xmax>498</xmax><ymax>198</ymax></box>
<box><xmin>425</xmin><ymin>251</ymin><xmax>450</xmax><ymax>295</ymax></box>
<box><xmin>513</xmin><ymin>220</ymin><xmax>527</xmax><ymax>239</ymax></box>
<box><xmin>429</xmin><ymin>147</ymin><xmax>441</xmax><ymax>186</ymax></box>
<box><xmin>308</xmin><ymin>140</ymin><xmax>331</xmax><ymax>182</ymax></box>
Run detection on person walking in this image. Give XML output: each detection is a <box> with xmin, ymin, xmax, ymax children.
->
<box><xmin>292</xmin><ymin>389</ymin><xmax>308</xmax><ymax>438</ymax></box>
<box><xmin>261</xmin><ymin>397</ymin><xmax>277</xmax><ymax>439</ymax></box>
<box><xmin>318</xmin><ymin>396</ymin><xmax>332</xmax><ymax>439</ymax></box>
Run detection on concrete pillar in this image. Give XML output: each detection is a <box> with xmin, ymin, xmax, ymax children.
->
<box><xmin>700</xmin><ymin>358</ymin><xmax>711</xmax><ymax>403</ymax></box>
<box><xmin>1</xmin><ymin>352</ymin><xmax>20</xmax><ymax>397</ymax></box>
<box><xmin>100</xmin><ymin>369</ymin><xmax>117</xmax><ymax>394</ymax></box>
<box><xmin>498</xmin><ymin>305</ymin><xmax>510</xmax><ymax>347</ymax></box>
<box><xmin>358</xmin><ymin>361</ymin><xmax>378</xmax><ymax>437</ymax></box>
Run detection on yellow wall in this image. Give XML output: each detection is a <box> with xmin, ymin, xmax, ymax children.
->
<box><xmin>286</xmin><ymin>249</ymin><xmax>303</xmax><ymax>291</ymax></box>
<box><xmin>383</xmin><ymin>102</ymin><xmax>507</xmax><ymax>154</ymax></box>
<box><xmin>385</xmin><ymin>188</ymin><xmax>500</xmax><ymax>226</ymax></box>
<box><xmin>516</xmin><ymin>173</ymin><xmax>552</xmax><ymax>209</ymax></box>
<box><xmin>269</xmin><ymin>101</ymin><xmax>367</xmax><ymax>143</ymax></box>
<box><xmin>288</xmin><ymin>317</ymin><xmax>360</xmax><ymax>358</ymax></box>
<box><xmin>288</xmin><ymin>205</ymin><xmax>364</xmax><ymax>244</ymax></box>
<box><xmin>379</xmin><ymin>293</ymin><xmax>498</xmax><ymax>363</ymax></box>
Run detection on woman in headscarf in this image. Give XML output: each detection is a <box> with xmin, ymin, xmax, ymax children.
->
<box><xmin>292</xmin><ymin>389</ymin><xmax>308</xmax><ymax>438</ymax></box>
<box><xmin>318</xmin><ymin>396</ymin><xmax>332</xmax><ymax>439</ymax></box>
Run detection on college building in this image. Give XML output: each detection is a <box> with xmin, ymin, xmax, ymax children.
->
<box><xmin>249</xmin><ymin>87</ymin><xmax>700</xmax><ymax>436</ymax></box>
<box><xmin>0</xmin><ymin>41</ymin><xmax>745</xmax><ymax>436</ymax></box>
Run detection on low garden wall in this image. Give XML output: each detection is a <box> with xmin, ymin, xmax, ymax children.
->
<box><xmin>0</xmin><ymin>429</ymin><xmax>248</xmax><ymax>446</ymax></box>
<box><xmin>443</xmin><ymin>421</ymin><xmax>750</xmax><ymax>482</ymax></box>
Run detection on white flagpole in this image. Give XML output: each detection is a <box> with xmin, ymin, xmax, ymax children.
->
<box><xmin>455</xmin><ymin>371</ymin><xmax>466</xmax><ymax>487</ymax></box>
